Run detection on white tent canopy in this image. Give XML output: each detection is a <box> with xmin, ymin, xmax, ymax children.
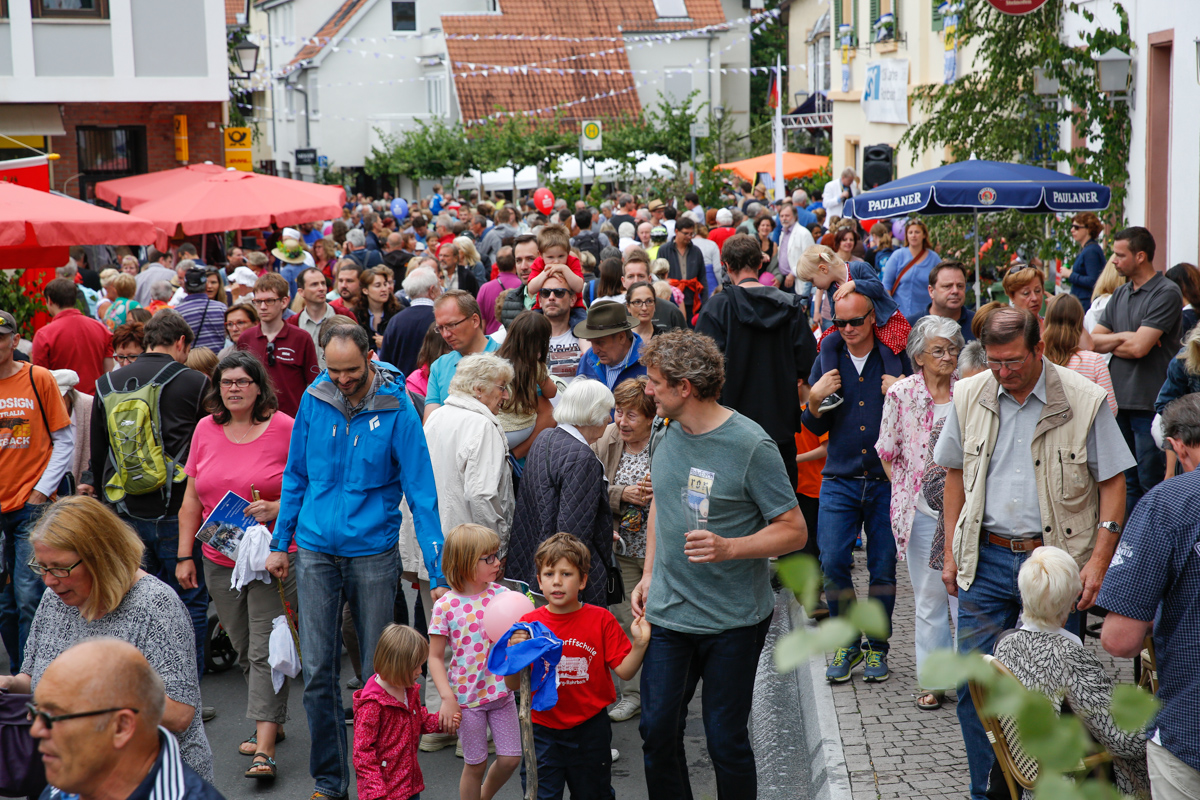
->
<box><xmin>458</xmin><ymin>152</ymin><xmax>678</xmax><ymax>193</ymax></box>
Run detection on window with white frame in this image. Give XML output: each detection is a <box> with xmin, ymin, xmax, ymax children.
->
<box><xmin>427</xmin><ymin>73</ymin><xmax>447</xmax><ymax>117</ymax></box>
<box><xmin>652</xmin><ymin>0</ymin><xmax>688</xmax><ymax>18</ymax></box>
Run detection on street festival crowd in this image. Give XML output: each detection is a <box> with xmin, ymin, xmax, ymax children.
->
<box><xmin>3</xmin><ymin>171</ymin><xmax>1200</xmax><ymax>800</ymax></box>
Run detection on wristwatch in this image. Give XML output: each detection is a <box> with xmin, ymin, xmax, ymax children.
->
<box><xmin>1097</xmin><ymin>520</ymin><xmax>1122</xmax><ymax>535</ymax></box>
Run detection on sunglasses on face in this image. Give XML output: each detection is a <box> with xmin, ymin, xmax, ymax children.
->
<box><xmin>266</xmin><ymin>341</ymin><xmax>276</xmax><ymax>367</ymax></box>
<box><xmin>831</xmin><ymin>314</ymin><xmax>872</xmax><ymax>328</ymax></box>
<box><xmin>539</xmin><ymin>288</ymin><xmax>570</xmax><ymax>299</ymax></box>
<box><xmin>26</xmin><ymin>702</ymin><xmax>138</xmax><ymax>729</ymax></box>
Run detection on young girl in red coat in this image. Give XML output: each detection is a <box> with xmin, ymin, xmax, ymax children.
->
<box><xmin>352</xmin><ymin>624</ymin><xmax>460</xmax><ymax>800</ymax></box>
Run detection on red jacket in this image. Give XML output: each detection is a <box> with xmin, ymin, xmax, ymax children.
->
<box><xmin>352</xmin><ymin>676</ymin><xmax>442</xmax><ymax>800</ymax></box>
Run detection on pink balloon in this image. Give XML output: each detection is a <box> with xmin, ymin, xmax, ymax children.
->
<box><xmin>533</xmin><ymin>187</ymin><xmax>555</xmax><ymax>215</ymax></box>
<box><xmin>483</xmin><ymin>590</ymin><xmax>535</xmax><ymax>643</ymax></box>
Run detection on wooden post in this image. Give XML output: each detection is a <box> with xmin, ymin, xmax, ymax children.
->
<box><xmin>520</xmin><ymin>666</ymin><xmax>537</xmax><ymax>800</ymax></box>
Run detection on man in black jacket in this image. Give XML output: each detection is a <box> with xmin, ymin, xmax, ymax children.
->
<box><xmin>381</xmin><ymin>266</ymin><xmax>440</xmax><ymax>377</ymax></box>
<box><xmin>696</xmin><ymin>233</ymin><xmax>816</xmax><ymax>488</ymax></box>
<box><xmin>663</xmin><ymin>215</ymin><xmax>706</xmax><ymax>324</ymax></box>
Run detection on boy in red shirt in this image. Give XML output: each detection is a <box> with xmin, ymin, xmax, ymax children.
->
<box><xmin>525</xmin><ymin>224</ymin><xmax>585</xmax><ymax>309</ymax></box>
<box><xmin>507</xmin><ymin>533</ymin><xmax>649</xmax><ymax>800</ymax></box>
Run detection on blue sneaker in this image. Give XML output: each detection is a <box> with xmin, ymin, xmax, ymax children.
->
<box><xmin>862</xmin><ymin>648</ymin><xmax>890</xmax><ymax>682</ymax></box>
<box><xmin>826</xmin><ymin>645</ymin><xmax>863</xmax><ymax>683</ymax></box>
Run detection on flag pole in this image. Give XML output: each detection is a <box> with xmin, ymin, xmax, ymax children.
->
<box><xmin>774</xmin><ymin>55</ymin><xmax>785</xmax><ymax>203</ymax></box>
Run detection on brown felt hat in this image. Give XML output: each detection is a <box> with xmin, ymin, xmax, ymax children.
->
<box><xmin>573</xmin><ymin>301</ymin><xmax>637</xmax><ymax>339</ymax></box>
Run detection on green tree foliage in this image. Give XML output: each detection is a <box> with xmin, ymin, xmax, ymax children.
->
<box><xmin>899</xmin><ymin>0</ymin><xmax>1133</xmax><ymax>280</ymax></box>
<box><xmin>750</xmin><ymin>0</ymin><xmax>788</xmax><ymax>135</ymax></box>
<box><xmin>365</xmin><ymin>119</ymin><xmax>479</xmax><ymax>190</ymax></box>
<box><xmin>0</xmin><ymin>271</ymin><xmax>45</xmax><ymax>338</ymax></box>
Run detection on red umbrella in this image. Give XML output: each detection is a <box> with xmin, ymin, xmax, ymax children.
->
<box><xmin>0</xmin><ymin>182</ymin><xmax>159</xmax><ymax>248</ymax></box>
<box><xmin>94</xmin><ymin>163</ymin><xmax>228</xmax><ymax>209</ymax></box>
<box><xmin>125</xmin><ymin>171</ymin><xmax>347</xmax><ymax>250</ymax></box>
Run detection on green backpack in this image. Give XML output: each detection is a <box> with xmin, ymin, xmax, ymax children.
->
<box><xmin>96</xmin><ymin>361</ymin><xmax>189</xmax><ymax>513</ymax></box>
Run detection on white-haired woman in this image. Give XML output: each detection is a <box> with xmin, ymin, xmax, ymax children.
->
<box><xmin>507</xmin><ymin>379</ymin><xmax>615</xmax><ymax>604</ymax></box>
<box><xmin>993</xmin><ymin>547</ymin><xmax>1149</xmax><ymax>799</ymax></box>
<box><xmin>423</xmin><ymin>353</ymin><xmax>516</xmax><ymax>553</ymax></box>
<box><xmin>875</xmin><ymin>315</ymin><xmax>963</xmax><ymax>710</ymax></box>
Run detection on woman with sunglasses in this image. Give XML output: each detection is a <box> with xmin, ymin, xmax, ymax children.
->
<box><xmin>2</xmin><ymin>496</ymin><xmax>214</xmax><ymax>781</ymax></box>
<box><xmin>175</xmin><ymin>351</ymin><xmax>296</xmax><ymax>781</ymax></box>
<box><xmin>874</xmin><ymin>315</ymin><xmax>964</xmax><ymax>711</ymax></box>
<box><xmin>1062</xmin><ymin>212</ymin><xmax>1106</xmax><ymax>311</ymax></box>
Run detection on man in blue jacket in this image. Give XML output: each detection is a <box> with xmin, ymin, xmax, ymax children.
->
<box><xmin>267</xmin><ymin>322</ymin><xmax>445</xmax><ymax>800</ymax></box>
<box><xmin>574</xmin><ymin>302</ymin><xmax>647</xmax><ymax>389</ymax></box>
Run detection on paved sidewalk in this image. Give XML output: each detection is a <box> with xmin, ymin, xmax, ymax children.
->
<box><xmin>823</xmin><ymin>548</ymin><xmax>1138</xmax><ymax>800</ymax></box>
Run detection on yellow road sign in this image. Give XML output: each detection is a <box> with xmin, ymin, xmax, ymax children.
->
<box><xmin>581</xmin><ymin>120</ymin><xmax>602</xmax><ymax>151</ymax></box>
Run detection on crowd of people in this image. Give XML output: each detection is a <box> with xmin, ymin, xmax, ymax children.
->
<box><xmin>1</xmin><ymin>174</ymin><xmax>1199</xmax><ymax>800</ymax></box>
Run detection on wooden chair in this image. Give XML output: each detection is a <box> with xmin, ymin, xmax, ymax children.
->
<box><xmin>1138</xmin><ymin>635</ymin><xmax>1158</xmax><ymax>695</ymax></box>
<box><xmin>968</xmin><ymin>655</ymin><xmax>1113</xmax><ymax>800</ymax></box>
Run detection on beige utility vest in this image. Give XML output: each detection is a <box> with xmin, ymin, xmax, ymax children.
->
<box><xmin>950</xmin><ymin>361</ymin><xmax>1107</xmax><ymax>590</ymax></box>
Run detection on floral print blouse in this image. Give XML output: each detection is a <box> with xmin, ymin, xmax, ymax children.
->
<box><xmin>874</xmin><ymin>371</ymin><xmax>955</xmax><ymax>560</ymax></box>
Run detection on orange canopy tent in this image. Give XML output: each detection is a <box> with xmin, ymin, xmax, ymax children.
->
<box><xmin>715</xmin><ymin>152</ymin><xmax>829</xmax><ymax>183</ymax></box>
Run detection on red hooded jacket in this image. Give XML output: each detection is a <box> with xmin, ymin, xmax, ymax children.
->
<box><xmin>352</xmin><ymin>676</ymin><xmax>442</xmax><ymax>800</ymax></box>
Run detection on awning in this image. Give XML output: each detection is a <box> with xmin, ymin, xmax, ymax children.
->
<box><xmin>0</xmin><ymin>105</ymin><xmax>66</xmax><ymax>137</ymax></box>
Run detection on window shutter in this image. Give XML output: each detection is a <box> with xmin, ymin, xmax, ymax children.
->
<box><xmin>852</xmin><ymin>0</ymin><xmax>860</xmax><ymax>43</ymax></box>
<box><xmin>869</xmin><ymin>0</ymin><xmax>880</xmax><ymax>40</ymax></box>
<box><xmin>932</xmin><ymin>0</ymin><xmax>944</xmax><ymax>31</ymax></box>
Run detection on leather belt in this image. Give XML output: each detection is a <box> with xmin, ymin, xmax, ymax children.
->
<box><xmin>985</xmin><ymin>533</ymin><xmax>1043</xmax><ymax>553</ymax></box>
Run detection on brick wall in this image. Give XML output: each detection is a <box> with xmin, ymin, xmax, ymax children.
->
<box><xmin>53</xmin><ymin>101</ymin><xmax>224</xmax><ymax>198</ymax></box>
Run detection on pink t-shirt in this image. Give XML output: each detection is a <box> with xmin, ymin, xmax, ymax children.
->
<box><xmin>428</xmin><ymin>583</ymin><xmax>511</xmax><ymax>708</ymax></box>
<box><xmin>185</xmin><ymin>413</ymin><xmax>295</xmax><ymax>567</ymax></box>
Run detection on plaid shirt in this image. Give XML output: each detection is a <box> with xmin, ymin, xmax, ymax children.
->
<box><xmin>341</xmin><ymin>364</ymin><xmax>388</xmax><ymax>420</ymax></box>
<box><xmin>1097</xmin><ymin>468</ymin><xmax>1200</xmax><ymax>772</ymax></box>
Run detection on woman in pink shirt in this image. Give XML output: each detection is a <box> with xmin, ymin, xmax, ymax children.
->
<box><xmin>176</xmin><ymin>350</ymin><xmax>297</xmax><ymax>780</ymax></box>
<box><xmin>1045</xmin><ymin>295</ymin><xmax>1118</xmax><ymax>417</ymax></box>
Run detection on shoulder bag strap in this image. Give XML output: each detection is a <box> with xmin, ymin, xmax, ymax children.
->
<box><xmin>889</xmin><ymin>249</ymin><xmax>927</xmax><ymax>296</ymax></box>
<box><xmin>27</xmin><ymin>366</ymin><xmax>50</xmax><ymax>436</ymax></box>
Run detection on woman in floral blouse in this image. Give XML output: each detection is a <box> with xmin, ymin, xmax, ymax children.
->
<box><xmin>875</xmin><ymin>315</ymin><xmax>962</xmax><ymax>710</ymax></box>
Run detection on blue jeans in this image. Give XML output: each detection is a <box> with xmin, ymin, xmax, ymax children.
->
<box><xmin>1116</xmin><ymin>410</ymin><xmax>1164</xmax><ymax>517</ymax></box>
<box><xmin>520</xmin><ymin>711</ymin><xmax>613</xmax><ymax>800</ymax></box>
<box><xmin>0</xmin><ymin>502</ymin><xmax>49</xmax><ymax>670</ymax></box>
<box><xmin>955</xmin><ymin>540</ymin><xmax>1081</xmax><ymax>800</ymax></box>
<box><xmin>121</xmin><ymin>515</ymin><xmax>208</xmax><ymax>681</ymax></box>
<box><xmin>639</xmin><ymin>616</ymin><xmax>771</xmax><ymax>800</ymax></box>
<box><xmin>296</xmin><ymin>546</ymin><xmax>398</xmax><ymax>798</ymax></box>
<box><xmin>817</xmin><ymin>477</ymin><xmax>896</xmax><ymax>651</ymax></box>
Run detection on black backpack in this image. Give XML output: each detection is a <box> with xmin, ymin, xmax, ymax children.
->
<box><xmin>573</xmin><ymin>231</ymin><xmax>602</xmax><ymax>263</ymax></box>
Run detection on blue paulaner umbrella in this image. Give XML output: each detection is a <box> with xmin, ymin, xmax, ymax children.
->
<box><xmin>842</xmin><ymin>159</ymin><xmax>1111</xmax><ymax>308</ymax></box>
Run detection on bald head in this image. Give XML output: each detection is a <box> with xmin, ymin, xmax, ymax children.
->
<box><xmin>45</xmin><ymin>639</ymin><xmax>166</xmax><ymax>728</ymax></box>
<box><xmin>385</xmin><ymin>232</ymin><xmax>403</xmax><ymax>252</ymax></box>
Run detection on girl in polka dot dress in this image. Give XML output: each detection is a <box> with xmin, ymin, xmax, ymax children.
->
<box><xmin>429</xmin><ymin>524</ymin><xmax>522</xmax><ymax>800</ymax></box>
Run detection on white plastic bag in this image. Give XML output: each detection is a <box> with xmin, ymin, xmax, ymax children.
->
<box><xmin>268</xmin><ymin>614</ymin><xmax>300</xmax><ymax>694</ymax></box>
<box><xmin>231</xmin><ymin>523</ymin><xmax>272</xmax><ymax>592</ymax></box>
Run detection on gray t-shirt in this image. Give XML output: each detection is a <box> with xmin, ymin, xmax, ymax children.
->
<box><xmin>1096</xmin><ymin>272</ymin><xmax>1182</xmax><ymax>411</ymax></box>
<box><xmin>647</xmin><ymin>410</ymin><xmax>798</xmax><ymax>634</ymax></box>
<box><xmin>22</xmin><ymin>575</ymin><xmax>215</xmax><ymax>782</ymax></box>
<box><xmin>934</xmin><ymin>363</ymin><xmax>1134</xmax><ymax>539</ymax></box>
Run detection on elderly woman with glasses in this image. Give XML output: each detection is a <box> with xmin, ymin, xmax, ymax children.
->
<box><xmin>175</xmin><ymin>351</ymin><xmax>296</xmax><ymax>779</ymax></box>
<box><xmin>0</xmin><ymin>496</ymin><xmax>214</xmax><ymax>781</ymax></box>
<box><xmin>423</xmin><ymin>353</ymin><xmax>517</xmax><ymax>553</ymax></box>
<box><xmin>875</xmin><ymin>315</ymin><xmax>964</xmax><ymax>711</ymax></box>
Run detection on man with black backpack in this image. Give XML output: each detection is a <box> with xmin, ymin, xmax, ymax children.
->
<box><xmin>81</xmin><ymin>310</ymin><xmax>211</xmax><ymax>685</ymax></box>
<box><xmin>571</xmin><ymin>208</ymin><xmax>609</xmax><ymax>263</ymax></box>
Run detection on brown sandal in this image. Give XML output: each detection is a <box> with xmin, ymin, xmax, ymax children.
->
<box><xmin>245</xmin><ymin>753</ymin><xmax>277</xmax><ymax>779</ymax></box>
<box><xmin>239</xmin><ymin>727</ymin><xmax>285</xmax><ymax>755</ymax></box>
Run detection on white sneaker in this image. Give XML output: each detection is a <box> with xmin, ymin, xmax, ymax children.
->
<box><xmin>611</xmin><ymin>748</ymin><xmax>620</xmax><ymax>763</ymax></box>
<box><xmin>607</xmin><ymin>698</ymin><xmax>641</xmax><ymax>722</ymax></box>
<box><xmin>419</xmin><ymin>733</ymin><xmax>457</xmax><ymax>752</ymax></box>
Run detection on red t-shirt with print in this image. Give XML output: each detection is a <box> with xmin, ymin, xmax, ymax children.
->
<box><xmin>521</xmin><ymin>604</ymin><xmax>631</xmax><ymax>730</ymax></box>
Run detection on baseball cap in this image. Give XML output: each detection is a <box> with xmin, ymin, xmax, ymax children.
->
<box><xmin>0</xmin><ymin>311</ymin><xmax>16</xmax><ymax>334</ymax></box>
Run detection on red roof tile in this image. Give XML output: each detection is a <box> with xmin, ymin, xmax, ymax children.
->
<box><xmin>444</xmin><ymin>0</ymin><xmax>727</xmax><ymax>125</ymax></box>
<box><xmin>290</xmin><ymin>0</ymin><xmax>371</xmax><ymax>66</ymax></box>
<box><xmin>226</xmin><ymin>0</ymin><xmax>248</xmax><ymax>27</ymax></box>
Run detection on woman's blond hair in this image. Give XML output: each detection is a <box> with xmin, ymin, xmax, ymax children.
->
<box><xmin>1180</xmin><ymin>323</ymin><xmax>1200</xmax><ymax>376</ymax></box>
<box><xmin>373</xmin><ymin>624</ymin><xmax>429</xmax><ymax>687</ymax></box>
<box><xmin>1091</xmin><ymin>255</ymin><xmax>1126</xmax><ymax>302</ymax></box>
<box><xmin>442</xmin><ymin>524</ymin><xmax>501</xmax><ymax>593</ymax></box>
<box><xmin>30</xmin><ymin>496</ymin><xmax>144</xmax><ymax>621</ymax></box>
<box><xmin>795</xmin><ymin>244</ymin><xmax>844</xmax><ymax>282</ymax></box>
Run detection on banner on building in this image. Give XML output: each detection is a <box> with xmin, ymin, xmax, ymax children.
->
<box><xmin>861</xmin><ymin>58</ymin><xmax>909</xmax><ymax>125</ymax></box>
<box><xmin>174</xmin><ymin>115</ymin><xmax>188</xmax><ymax>162</ymax></box>
<box><xmin>224</xmin><ymin>127</ymin><xmax>253</xmax><ymax>172</ymax></box>
<box><xmin>0</xmin><ymin>155</ymin><xmax>50</xmax><ymax>192</ymax></box>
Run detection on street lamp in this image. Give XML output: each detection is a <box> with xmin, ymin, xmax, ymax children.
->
<box><xmin>1093</xmin><ymin>48</ymin><xmax>1132</xmax><ymax>93</ymax></box>
<box><xmin>1032</xmin><ymin>67</ymin><xmax>1059</xmax><ymax>96</ymax></box>
<box><xmin>233</xmin><ymin>38</ymin><xmax>260</xmax><ymax>79</ymax></box>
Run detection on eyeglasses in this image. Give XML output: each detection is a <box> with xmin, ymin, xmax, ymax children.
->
<box><xmin>478</xmin><ymin>553</ymin><xmax>500</xmax><ymax>566</ymax></box>
<box><xmin>112</xmin><ymin>353</ymin><xmax>138</xmax><ymax>365</ymax></box>
<box><xmin>435</xmin><ymin>317</ymin><xmax>471</xmax><ymax>335</ymax></box>
<box><xmin>26</xmin><ymin>702</ymin><xmax>139</xmax><ymax>730</ymax></box>
<box><xmin>925</xmin><ymin>347</ymin><xmax>960</xmax><ymax>361</ymax></box>
<box><xmin>219</xmin><ymin>378</ymin><xmax>255</xmax><ymax>389</ymax></box>
<box><xmin>26</xmin><ymin>557</ymin><xmax>83</xmax><ymax>578</ymax></box>
<box><xmin>986</xmin><ymin>352</ymin><xmax>1033</xmax><ymax>372</ymax></box>
<box><xmin>538</xmin><ymin>288</ymin><xmax>570</xmax><ymax>299</ymax></box>
<box><xmin>252</xmin><ymin>296</ymin><xmax>283</xmax><ymax>307</ymax></box>
<box><xmin>492</xmin><ymin>383</ymin><xmax>510</xmax><ymax>395</ymax></box>
<box><xmin>266</xmin><ymin>341</ymin><xmax>276</xmax><ymax>367</ymax></box>
<box><xmin>831</xmin><ymin>314</ymin><xmax>873</xmax><ymax>328</ymax></box>
<box><xmin>629</xmin><ymin>298</ymin><xmax>656</xmax><ymax>308</ymax></box>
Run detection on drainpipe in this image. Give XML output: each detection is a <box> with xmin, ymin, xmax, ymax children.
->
<box><xmin>289</xmin><ymin>69</ymin><xmax>311</xmax><ymax>149</ymax></box>
<box><xmin>266</xmin><ymin>11</ymin><xmax>276</xmax><ymax>158</ymax></box>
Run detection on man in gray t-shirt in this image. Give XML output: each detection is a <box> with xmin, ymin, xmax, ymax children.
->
<box><xmin>1091</xmin><ymin>226</ymin><xmax>1181</xmax><ymax>512</ymax></box>
<box><xmin>631</xmin><ymin>330</ymin><xmax>804</xmax><ymax>800</ymax></box>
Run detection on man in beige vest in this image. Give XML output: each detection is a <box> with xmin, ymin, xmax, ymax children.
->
<box><xmin>933</xmin><ymin>307</ymin><xmax>1133</xmax><ymax>800</ymax></box>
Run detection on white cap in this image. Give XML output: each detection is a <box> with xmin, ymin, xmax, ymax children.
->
<box><xmin>230</xmin><ymin>266</ymin><xmax>259</xmax><ymax>288</ymax></box>
<box><xmin>281</xmin><ymin>227</ymin><xmax>301</xmax><ymax>240</ymax></box>
<box><xmin>51</xmin><ymin>369</ymin><xmax>79</xmax><ymax>395</ymax></box>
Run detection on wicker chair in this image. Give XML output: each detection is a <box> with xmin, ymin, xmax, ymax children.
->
<box><xmin>968</xmin><ymin>655</ymin><xmax>1113</xmax><ymax>800</ymax></box>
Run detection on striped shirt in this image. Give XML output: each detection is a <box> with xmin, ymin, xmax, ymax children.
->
<box><xmin>174</xmin><ymin>293</ymin><xmax>228</xmax><ymax>352</ymax></box>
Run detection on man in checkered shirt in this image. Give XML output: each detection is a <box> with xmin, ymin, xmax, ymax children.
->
<box><xmin>1100</xmin><ymin>393</ymin><xmax>1200</xmax><ymax>798</ymax></box>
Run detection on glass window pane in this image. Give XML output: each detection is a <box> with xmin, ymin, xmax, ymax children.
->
<box><xmin>391</xmin><ymin>1</ymin><xmax>415</xmax><ymax>31</ymax></box>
